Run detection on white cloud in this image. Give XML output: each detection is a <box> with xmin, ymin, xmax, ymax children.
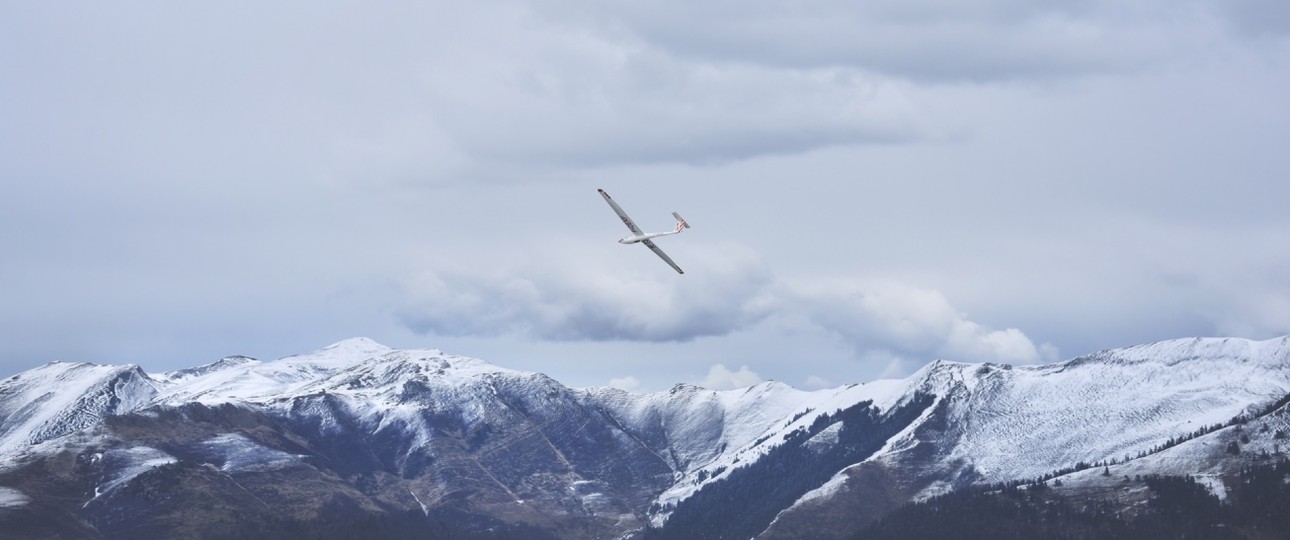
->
<box><xmin>608</xmin><ymin>376</ymin><xmax>642</xmax><ymax>391</ymax></box>
<box><xmin>397</xmin><ymin>245</ymin><xmax>776</xmax><ymax>342</ymax></box>
<box><xmin>785</xmin><ymin>279</ymin><xmax>1056</xmax><ymax>365</ymax></box>
<box><xmin>1213</xmin><ymin>292</ymin><xmax>1290</xmax><ymax>339</ymax></box>
<box><xmin>945</xmin><ymin>324</ymin><xmax>1042</xmax><ymax>364</ymax></box>
<box><xmin>1213</xmin><ymin>0</ymin><xmax>1290</xmax><ymax>38</ymax></box>
<box><xmin>867</xmin><ymin>350</ymin><xmax>912</xmax><ymax>380</ymax></box>
<box><xmin>424</xmin><ymin>0</ymin><xmax>1241</xmax><ymax>169</ymax></box>
<box><xmin>701</xmin><ymin>364</ymin><xmax>764</xmax><ymax>390</ymax></box>
<box><xmin>1038</xmin><ymin>343</ymin><xmax>1062</xmax><ymax>364</ymax></box>
<box><xmin>398</xmin><ymin>248</ymin><xmax>1055</xmax><ymax>371</ymax></box>
<box><xmin>803</xmin><ymin>375</ymin><xmax>833</xmax><ymax>390</ymax></box>
<box><xmin>532</xmin><ymin>0</ymin><xmax>1230</xmax><ymax>82</ymax></box>
<box><xmin>1202</xmin><ymin>262</ymin><xmax>1290</xmax><ymax>340</ymax></box>
<box><xmin>428</xmin><ymin>40</ymin><xmax>923</xmax><ymax>167</ymax></box>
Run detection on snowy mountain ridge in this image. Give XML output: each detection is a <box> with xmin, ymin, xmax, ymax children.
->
<box><xmin>1</xmin><ymin>336</ymin><xmax>1288</xmax><ymax>540</ymax></box>
<box><xmin>0</xmin><ymin>362</ymin><xmax>156</xmax><ymax>457</ymax></box>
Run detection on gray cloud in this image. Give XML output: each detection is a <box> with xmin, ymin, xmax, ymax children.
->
<box><xmin>397</xmin><ymin>246</ymin><xmax>777</xmax><ymax>342</ymax></box>
<box><xmin>699</xmin><ymin>364</ymin><xmax>764</xmax><ymax>390</ymax></box>
<box><xmin>1216</xmin><ymin>0</ymin><xmax>1290</xmax><ymax>38</ymax></box>
<box><xmin>2</xmin><ymin>0</ymin><xmax>1265</xmax><ymax>183</ymax></box>
<box><xmin>397</xmin><ymin>250</ymin><xmax>1055</xmax><ymax>367</ymax></box>
<box><xmin>531</xmin><ymin>0</ymin><xmax>1229</xmax><ymax>82</ymax></box>
<box><xmin>0</xmin><ymin>1</ymin><xmax>928</xmax><ymax>176</ymax></box>
<box><xmin>423</xmin><ymin>38</ymin><xmax>923</xmax><ymax>167</ymax></box>
<box><xmin>783</xmin><ymin>279</ymin><xmax>1057</xmax><ymax>364</ymax></box>
<box><xmin>1186</xmin><ymin>233</ymin><xmax>1290</xmax><ymax>340</ymax></box>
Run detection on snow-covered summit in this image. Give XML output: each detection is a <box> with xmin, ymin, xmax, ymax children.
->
<box><xmin>291</xmin><ymin>337</ymin><xmax>395</xmax><ymax>365</ymax></box>
<box><xmin>0</xmin><ymin>362</ymin><xmax>156</xmax><ymax>457</ymax></box>
<box><xmin>153</xmin><ymin>337</ymin><xmax>398</xmax><ymax>404</ymax></box>
<box><xmin>848</xmin><ymin>336</ymin><xmax>1290</xmax><ymax>497</ymax></box>
<box><xmin>289</xmin><ymin>347</ymin><xmax>524</xmax><ymax>401</ymax></box>
<box><xmin>158</xmin><ymin>355</ymin><xmax>257</xmax><ymax>382</ymax></box>
<box><xmin>1076</xmin><ymin>335</ymin><xmax>1290</xmax><ymax>368</ymax></box>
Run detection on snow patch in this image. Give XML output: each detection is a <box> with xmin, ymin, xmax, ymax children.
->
<box><xmin>1194</xmin><ymin>474</ymin><xmax>1228</xmax><ymax>502</ymax></box>
<box><xmin>804</xmin><ymin>422</ymin><xmax>842</xmax><ymax>453</ymax></box>
<box><xmin>199</xmin><ymin>433</ymin><xmax>301</xmax><ymax>472</ymax></box>
<box><xmin>92</xmin><ymin>446</ymin><xmax>177</xmax><ymax>500</ymax></box>
<box><xmin>0</xmin><ymin>486</ymin><xmax>29</xmax><ymax>508</ymax></box>
<box><xmin>793</xmin><ymin>469</ymin><xmax>850</xmax><ymax>506</ymax></box>
<box><xmin>410</xmin><ymin>489</ymin><xmax>429</xmax><ymax>516</ymax></box>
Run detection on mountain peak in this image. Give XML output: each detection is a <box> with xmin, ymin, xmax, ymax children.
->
<box><xmin>162</xmin><ymin>355</ymin><xmax>259</xmax><ymax>381</ymax></box>
<box><xmin>0</xmin><ymin>362</ymin><xmax>156</xmax><ymax>457</ymax></box>
<box><xmin>321</xmin><ymin>337</ymin><xmax>392</xmax><ymax>354</ymax></box>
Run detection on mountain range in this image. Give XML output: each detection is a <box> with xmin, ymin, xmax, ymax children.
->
<box><xmin>1</xmin><ymin>336</ymin><xmax>1288</xmax><ymax>539</ymax></box>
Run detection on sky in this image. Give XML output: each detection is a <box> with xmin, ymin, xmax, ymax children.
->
<box><xmin>2</xmin><ymin>0</ymin><xmax>1288</xmax><ymax>392</ymax></box>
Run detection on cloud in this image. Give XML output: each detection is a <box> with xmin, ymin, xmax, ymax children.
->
<box><xmin>780</xmin><ymin>278</ymin><xmax>1057</xmax><ymax>365</ymax></box>
<box><xmin>868</xmin><ymin>350</ymin><xmax>913</xmax><ymax>380</ymax></box>
<box><xmin>803</xmin><ymin>375</ymin><xmax>833</xmax><ymax>390</ymax></box>
<box><xmin>427</xmin><ymin>40</ymin><xmax>923</xmax><ymax>167</ymax></box>
<box><xmin>397</xmin><ymin>246</ymin><xmax>776</xmax><ymax>342</ymax></box>
<box><xmin>608</xmin><ymin>376</ymin><xmax>642</xmax><ymax>391</ymax></box>
<box><xmin>1213</xmin><ymin>0</ymin><xmax>1290</xmax><ymax>38</ymax></box>
<box><xmin>426</xmin><ymin>0</ymin><xmax>1232</xmax><ymax>168</ymax></box>
<box><xmin>701</xmin><ymin>364</ymin><xmax>764</xmax><ymax>390</ymax></box>
<box><xmin>398</xmin><ymin>249</ymin><xmax>1054</xmax><ymax>368</ymax></box>
<box><xmin>411</xmin><ymin>0</ymin><xmax>1282</xmax><ymax>170</ymax></box>
<box><xmin>1212</xmin><ymin>292</ymin><xmax>1290</xmax><ymax>339</ymax></box>
<box><xmin>534</xmin><ymin>0</ymin><xmax>1229</xmax><ymax>83</ymax></box>
<box><xmin>4</xmin><ymin>0</ymin><xmax>1265</xmax><ymax>183</ymax></box>
<box><xmin>1199</xmin><ymin>256</ymin><xmax>1290</xmax><ymax>340</ymax></box>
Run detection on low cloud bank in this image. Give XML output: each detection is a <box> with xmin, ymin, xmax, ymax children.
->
<box><xmin>398</xmin><ymin>250</ymin><xmax>1057</xmax><ymax>367</ymax></box>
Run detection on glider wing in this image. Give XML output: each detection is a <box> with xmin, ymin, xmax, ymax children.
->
<box><xmin>642</xmin><ymin>239</ymin><xmax>684</xmax><ymax>274</ymax></box>
<box><xmin>598</xmin><ymin>189</ymin><xmax>643</xmax><ymax>235</ymax></box>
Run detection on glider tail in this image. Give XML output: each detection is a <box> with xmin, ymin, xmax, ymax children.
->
<box><xmin>672</xmin><ymin>212</ymin><xmax>690</xmax><ymax>232</ymax></box>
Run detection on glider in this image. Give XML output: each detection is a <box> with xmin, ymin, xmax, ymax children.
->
<box><xmin>598</xmin><ymin>188</ymin><xmax>690</xmax><ymax>274</ymax></box>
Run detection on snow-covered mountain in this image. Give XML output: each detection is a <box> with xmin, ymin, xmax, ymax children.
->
<box><xmin>1</xmin><ymin>336</ymin><xmax>1288</xmax><ymax>539</ymax></box>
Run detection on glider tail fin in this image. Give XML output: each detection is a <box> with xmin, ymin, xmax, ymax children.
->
<box><xmin>672</xmin><ymin>212</ymin><xmax>690</xmax><ymax>232</ymax></box>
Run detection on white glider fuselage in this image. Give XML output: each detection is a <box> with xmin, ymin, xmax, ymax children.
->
<box><xmin>618</xmin><ymin>228</ymin><xmax>683</xmax><ymax>244</ymax></box>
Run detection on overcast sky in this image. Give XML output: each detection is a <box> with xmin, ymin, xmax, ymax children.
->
<box><xmin>3</xmin><ymin>1</ymin><xmax>1288</xmax><ymax>391</ymax></box>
